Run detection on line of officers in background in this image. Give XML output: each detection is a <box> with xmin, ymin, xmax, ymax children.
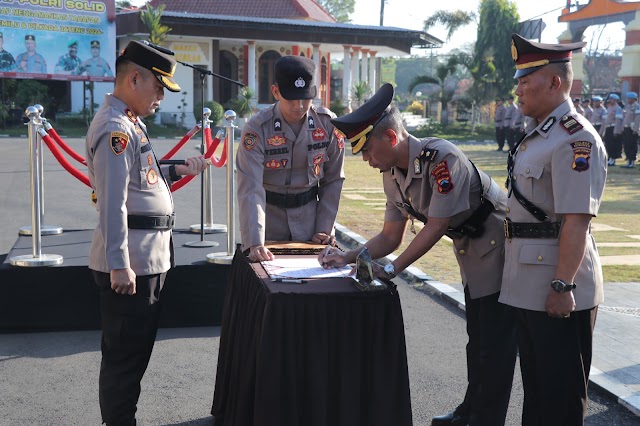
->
<box><xmin>495</xmin><ymin>92</ymin><xmax>639</xmax><ymax>168</ymax></box>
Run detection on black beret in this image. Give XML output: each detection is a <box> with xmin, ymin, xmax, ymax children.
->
<box><xmin>118</xmin><ymin>40</ymin><xmax>180</xmax><ymax>92</ymax></box>
<box><xmin>331</xmin><ymin>83</ymin><xmax>394</xmax><ymax>154</ymax></box>
<box><xmin>274</xmin><ymin>56</ymin><xmax>317</xmax><ymax>100</ymax></box>
<box><xmin>91</xmin><ymin>40</ymin><xmax>100</xmax><ymax>48</ymax></box>
<box><xmin>512</xmin><ymin>33</ymin><xmax>586</xmax><ymax>78</ymax></box>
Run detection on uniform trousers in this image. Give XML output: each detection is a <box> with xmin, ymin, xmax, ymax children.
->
<box><xmin>622</xmin><ymin>127</ymin><xmax>638</xmax><ymax>162</ymax></box>
<box><xmin>603</xmin><ymin>127</ymin><xmax>622</xmax><ymax>159</ymax></box>
<box><xmin>264</xmin><ymin>199</ymin><xmax>318</xmax><ymax>242</ymax></box>
<box><xmin>504</xmin><ymin>127</ymin><xmax>514</xmax><ymax>150</ymax></box>
<box><xmin>516</xmin><ymin>306</ymin><xmax>597</xmax><ymax>426</ymax></box>
<box><xmin>93</xmin><ymin>270</ymin><xmax>166</xmax><ymax>426</ymax></box>
<box><xmin>495</xmin><ymin>127</ymin><xmax>505</xmax><ymax>150</ymax></box>
<box><xmin>459</xmin><ymin>287</ymin><xmax>518</xmax><ymax>426</ymax></box>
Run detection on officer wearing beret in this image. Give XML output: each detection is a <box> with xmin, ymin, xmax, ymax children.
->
<box><xmin>0</xmin><ymin>32</ymin><xmax>16</xmax><ymax>72</ymax></box>
<box><xmin>622</xmin><ymin>91</ymin><xmax>638</xmax><ymax>168</ymax></box>
<box><xmin>322</xmin><ymin>83</ymin><xmax>517</xmax><ymax>426</ymax></box>
<box><xmin>573</xmin><ymin>97</ymin><xmax>585</xmax><ymax>116</ymax></box>
<box><xmin>86</xmin><ymin>40</ymin><xmax>209</xmax><ymax>426</ymax></box>
<box><xmin>602</xmin><ymin>93</ymin><xmax>624</xmax><ymax>166</ymax></box>
<box><xmin>589</xmin><ymin>96</ymin><xmax>605</xmax><ymax>134</ymax></box>
<box><xmin>54</xmin><ymin>40</ymin><xmax>82</xmax><ymax>74</ymax></box>
<box><xmin>236</xmin><ymin>55</ymin><xmax>345</xmax><ymax>261</ymax></box>
<box><xmin>77</xmin><ymin>40</ymin><xmax>113</xmax><ymax>77</ymax></box>
<box><xmin>581</xmin><ymin>98</ymin><xmax>593</xmax><ymax>122</ymax></box>
<box><xmin>16</xmin><ymin>34</ymin><xmax>47</xmax><ymax>73</ymax></box>
<box><xmin>502</xmin><ymin>34</ymin><xmax>607</xmax><ymax>424</ymax></box>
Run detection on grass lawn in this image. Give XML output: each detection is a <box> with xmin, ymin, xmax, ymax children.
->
<box><xmin>337</xmin><ymin>142</ymin><xmax>640</xmax><ymax>284</ymax></box>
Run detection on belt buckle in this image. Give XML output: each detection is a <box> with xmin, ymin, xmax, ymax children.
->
<box><xmin>504</xmin><ymin>219</ymin><xmax>511</xmax><ymax>240</ymax></box>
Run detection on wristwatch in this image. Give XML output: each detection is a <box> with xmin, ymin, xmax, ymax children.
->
<box><xmin>384</xmin><ymin>263</ymin><xmax>396</xmax><ymax>279</ymax></box>
<box><xmin>550</xmin><ymin>279</ymin><xmax>577</xmax><ymax>293</ymax></box>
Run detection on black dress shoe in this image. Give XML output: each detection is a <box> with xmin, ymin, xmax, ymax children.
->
<box><xmin>431</xmin><ymin>409</ymin><xmax>469</xmax><ymax>426</ymax></box>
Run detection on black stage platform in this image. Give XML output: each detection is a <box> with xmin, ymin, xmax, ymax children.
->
<box><xmin>0</xmin><ymin>229</ymin><xmax>231</xmax><ymax>332</ymax></box>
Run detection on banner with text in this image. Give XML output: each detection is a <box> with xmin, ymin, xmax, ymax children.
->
<box><xmin>0</xmin><ymin>0</ymin><xmax>116</xmax><ymax>82</ymax></box>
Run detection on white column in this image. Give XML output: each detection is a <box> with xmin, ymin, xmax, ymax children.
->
<box><xmin>312</xmin><ymin>44</ymin><xmax>321</xmax><ymax>105</ymax></box>
<box><xmin>361</xmin><ymin>48</ymin><xmax>369</xmax><ymax>87</ymax></box>
<box><xmin>369</xmin><ymin>51</ymin><xmax>377</xmax><ymax>91</ymax></box>
<box><xmin>342</xmin><ymin>45</ymin><xmax>351</xmax><ymax>104</ymax></box>
<box><xmin>350</xmin><ymin>47</ymin><xmax>360</xmax><ymax>91</ymax></box>
<box><xmin>247</xmin><ymin>40</ymin><xmax>256</xmax><ymax>95</ymax></box>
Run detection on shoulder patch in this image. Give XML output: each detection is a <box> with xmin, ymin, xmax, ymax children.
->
<box><xmin>243</xmin><ymin>132</ymin><xmax>258</xmax><ymax>151</ymax></box>
<box><xmin>541</xmin><ymin>117</ymin><xmax>556</xmax><ymax>133</ymax></box>
<box><xmin>333</xmin><ymin>128</ymin><xmax>345</xmax><ymax>150</ymax></box>
<box><xmin>110</xmin><ymin>132</ymin><xmax>129</xmax><ymax>155</ymax></box>
<box><xmin>561</xmin><ymin>115</ymin><xmax>583</xmax><ymax>135</ymax></box>
<box><xmin>431</xmin><ymin>161</ymin><xmax>454</xmax><ymax>194</ymax></box>
<box><xmin>570</xmin><ymin>141</ymin><xmax>592</xmax><ymax>172</ymax></box>
<box><xmin>420</xmin><ymin>147</ymin><xmax>438</xmax><ymax>162</ymax></box>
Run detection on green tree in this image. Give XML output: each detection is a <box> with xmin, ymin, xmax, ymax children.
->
<box><xmin>474</xmin><ymin>0</ymin><xmax>520</xmax><ymax>100</ymax></box>
<box><xmin>318</xmin><ymin>0</ymin><xmax>355</xmax><ymax>23</ymax></box>
<box><xmin>423</xmin><ymin>10</ymin><xmax>476</xmax><ymax>42</ymax></box>
<box><xmin>139</xmin><ymin>2</ymin><xmax>172</xmax><ymax>45</ymax></box>
<box><xmin>115</xmin><ymin>1</ymin><xmax>133</xmax><ymax>11</ymax></box>
<box><xmin>408</xmin><ymin>56</ymin><xmax>459</xmax><ymax>126</ymax></box>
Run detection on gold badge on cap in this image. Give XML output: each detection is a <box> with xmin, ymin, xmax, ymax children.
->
<box><xmin>511</xmin><ymin>40</ymin><xmax>518</xmax><ymax>61</ymax></box>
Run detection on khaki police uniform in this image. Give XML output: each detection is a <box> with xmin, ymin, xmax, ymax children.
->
<box><xmin>582</xmin><ymin>105</ymin><xmax>593</xmax><ymax>122</ymax></box>
<box><xmin>622</xmin><ymin>99</ymin><xmax>639</xmax><ymax>164</ymax></box>
<box><xmin>80</xmin><ymin>56</ymin><xmax>113</xmax><ymax>77</ymax></box>
<box><xmin>236</xmin><ymin>103</ymin><xmax>345</xmax><ymax>249</ymax></box>
<box><xmin>494</xmin><ymin>103</ymin><xmax>506</xmax><ymax>150</ymax></box>
<box><xmin>511</xmin><ymin>104</ymin><xmax>525</xmax><ymax>143</ymax></box>
<box><xmin>602</xmin><ymin>102</ymin><xmax>621</xmax><ymax>159</ymax></box>
<box><xmin>590</xmin><ymin>104</ymin><xmax>605</xmax><ymax>133</ymax></box>
<box><xmin>504</xmin><ymin>102</ymin><xmax>516</xmax><ymax>150</ymax></box>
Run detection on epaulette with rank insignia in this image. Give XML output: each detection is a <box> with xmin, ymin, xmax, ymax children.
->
<box><xmin>560</xmin><ymin>114</ymin><xmax>583</xmax><ymax>135</ymax></box>
<box><xmin>314</xmin><ymin>105</ymin><xmax>337</xmax><ymax>119</ymax></box>
<box><xmin>419</xmin><ymin>147</ymin><xmax>438</xmax><ymax>162</ymax></box>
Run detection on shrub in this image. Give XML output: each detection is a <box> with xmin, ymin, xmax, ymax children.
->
<box><xmin>406</xmin><ymin>101</ymin><xmax>424</xmax><ymax>116</ymax></box>
<box><xmin>194</xmin><ymin>100</ymin><xmax>224</xmax><ymax>126</ymax></box>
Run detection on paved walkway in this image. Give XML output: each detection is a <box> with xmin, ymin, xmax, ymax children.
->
<box><xmin>336</xmin><ymin>223</ymin><xmax>640</xmax><ymax>417</ymax></box>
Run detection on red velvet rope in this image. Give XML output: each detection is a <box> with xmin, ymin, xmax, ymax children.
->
<box><xmin>170</xmin><ymin>134</ymin><xmax>224</xmax><ymax>192</ymax></box>
<box><xmin>161</xmin><ymin>124</ymin><xmax>201</xmax><ymax>160</ymax></box>
<box><xmin>41</xmin><ymin>133</ymin><xmax>91</xmax><ymax>187</ymax></box>
<box><xmin>47</xmin><ymin>127</ymin><xmax>87</xmax><ymax>165</ymax></box>
<box><xmin>205</xmin><ymin>128</ymin><xmax>228</xmax><ymax>167</ymax></box>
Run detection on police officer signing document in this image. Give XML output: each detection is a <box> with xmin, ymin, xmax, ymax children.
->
<box><xmin>502</xmin><ymin>34</ymin><xmax>606</xmax><ymax>424</ymax></box>
<box><xmin>86</xmin><ymin>41</ymin><xmax>209</xmax><ymax>426</ymax></box>
<box><xmin>237</xmin><ymin>56</ymin><xmax>345</xmax><ymax>261</ymax></box>
<box><xmin>322</xmin><ymin>83</ymin><xmax>517</xmax><ymax>426</ymax></box>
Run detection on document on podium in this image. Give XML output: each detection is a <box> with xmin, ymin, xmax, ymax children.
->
<box><xmin>262</xmin><ymin>257</ymin><xmax>353</xmax><ymax>279</ymax></box>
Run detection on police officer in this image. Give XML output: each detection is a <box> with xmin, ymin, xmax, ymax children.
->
<box><xmin>602</xmin><ymin>94</ymin><xmax>623</xmax><ymax>166</ymax></box>
<box><xmin>236</xmin><ymin>55</ymin><xmax>345</xmax><ymax>261</ymax></box>
<box><xmin>503</xmin><ymin>96</ymin><xmax>516</xmax><ymax>150</ymax></box>
<box><xmin>0</xmin><ymin>32</ymin><xmax>16</xmax><ymax>72</ymax></box>
<box><xmin>85</xmin><ymin>40</ymin><xmax>209</xmax><ymax>426</ymax></box>
<box><xmin>323</xmin><ymin>83</ymin><xmax>517</xmax><ymax>426</ymax></box>
<box><xmin>54</xmin><ymin>40</ymin><xmax>82</xmax><ymax>74</ymax></box>
<box><xmin>77</xmin><ymin>40</ymin><xmax>113</xmax><ymax>77</ymax></box>
<box><xmin>621</xmin><ymin>91</ymin><xmax>638</xmax><ymax>168</ymax></box>
<box><xmin>589</xmin><ymin>95</ymin><xmax>605</xmax><ymax>134</ymax></box>
<box><xmin>16</xmin><ymin>35</ymin><xmax>46</xmax><ymax>73</ymax></box>
<box><xmin>502</xmin><ymin>34</ymin><xmax>607</xmax><ymax>424</ymax></box>
<box><xmin>581</xmin><ymin>98</ymin><xmax>593</xmax><ymax>122</ymax></box>
<box><xmin>573</xmin><ymin>97</ymin><xmax>585</xmax><ymax>115</ymax></box>
<box><xmin>511</xmin><ymin>100</ymin><xmax>525</xmax><ymax>143</ymax></box>
<box><xmin>494</xmin><ymin>97</ymin><xmax>506</xmax><ymax>151</ymax></box>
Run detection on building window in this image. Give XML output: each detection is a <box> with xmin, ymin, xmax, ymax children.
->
<box><xmin>219</xmin><ymin>50</ymin><xmax>239</xmax><ymax>107</ymax></box>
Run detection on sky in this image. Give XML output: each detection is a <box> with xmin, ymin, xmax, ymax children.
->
<box><xmin>129</xmin><ymin>0</ymin><xmax>627</xmax><ymax>55</ymax></box>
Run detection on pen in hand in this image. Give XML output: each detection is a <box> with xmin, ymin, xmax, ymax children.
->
<box><xmin>322</xmin><ymin>245</ymin><xmax>332</xmax><ymax>269</ymax></box>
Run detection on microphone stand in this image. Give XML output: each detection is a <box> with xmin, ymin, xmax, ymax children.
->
<box><xmin>179</xmin><ymin>61</ymin><xmax>244</xmax><ymax>248</ymax></box>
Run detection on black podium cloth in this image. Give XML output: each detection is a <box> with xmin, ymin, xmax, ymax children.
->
<box><xmin>211</xmin><ymin>249</ymin><xmax>412</xmax><ymax>426</ymax></box>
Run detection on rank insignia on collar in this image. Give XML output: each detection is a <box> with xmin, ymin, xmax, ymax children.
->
<box><xmin>541</xmin><ymin>117</ymin><xmax>556</xmax><ymax>133</ymax></box>
<box><xmin>570</xmin><ymin>141</ymin><xmax>592</xmax><ymax>172</ymax></box>
<box><xmin>413</xmin><ymin>157</ymin><xmax>422</xmax><ymax>174</ymax></box>
<box><xmin>243</xmin><ymin>132</ymin><xmax>258</xmax><ymax>151</ymax></box>
<box><xmin>124</xmin><ymin>108</ymin><xmax>137</xmax><ymax>124</ymax></box>
<box><xmin>274</xmin><ymin>118</ymin><xmax>282</xmax><ymax>131</ymax></box>
<box><xmin>419</xmin><ymin>147</ymin><xmax>438</xmax><ymax>162</ymax></box>
<box><xmin>110</xmin><ymin>131</ymin><xmax>129</xmax><ymax>155</ymax></box>
<box><xmin>308</xmin><ymin>116</ymin><xmax>315</xmax><ymax>129</ymax></box>
<box><xmin>561</xmin><ymin>115</ymin><xmax>583</xmax><ymax>135</ymax></box>
<box><xmin>312</xmin><ymin>128</ymin><xmax>326</xmax><ymax>141</ymax></box>
<box><xmin>431</xmin><ymin>161</ymin><xmax>454</xmax><ymax>194</ymax></box>
<box><xmin>267</xmin><ymin>135</ymin><xmax>286</xmax><ymax>146</ymax></box>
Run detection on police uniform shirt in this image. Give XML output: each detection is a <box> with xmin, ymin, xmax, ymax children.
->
<box><xmin>583</xmin><ymin>106</ymin><xmax>593</xmax><ymax>122</ymax></box>
<box><xmin>499</xmin><ymin>99</ymin><xmax>607</xmax><ymax>311</ymax></box>
<box><xmin>81</xmin><ymin>56</ymin><xmax>113</xmax><ymax>77</ymax></box>
<box><xmin>622</xmin><ymin>101</ymin><xmax>637</xmax><ymax>130</ymax></box>
<box><xmin>0</xmin><ymin>49</ymin><xmax>16</xmax><ymax>71</ymax></box>
<box><xmin>86</xmin><ymin>94</ymin><xmax>174</xmax><ymax>275</ymax></box>
<box><xmin>55</xmin><ymin>53</ymin><xmax>81</xmax><ymax>72</ymax></box>
<box><xmin>495</xmin><ymin>104</ymin><xmax>505</xmax><ymax>127</ymax></box>
<box><xmin>16</xmin><ymin>51</ymin><xmax>46</xmax><ymax>73</ymax></box>
<box><xmin>512</xmin><ymin>105</ymin><xmax>524</xmax><ymax>130</ymax></box>
<box><xmin>503</xmin><ymin>103</ymin><xmax>515</xmax><ymax>128</ymax></box>
<box><xmin>614</xmin><ymin>105</ymin><xmax>624</xmax><ymax>135</ymax></box>
<box><xmin>236</xmin><ymin>102</ymin><xmax>345</xmax><ymax>249</ymax></box>
<box><xmin>590</xmin><ymin>105</ymin><xmax>606</xmax><ymax>126</ymax></box>
<box><xmin>633</xmin><ymin>103</ymin><xmax>640</xmax><ymax>133</ymax></box>
<box><xmin>382</xmin><ymin>135</ymin><xmax>506</xmax><ymax>299</ymax></box>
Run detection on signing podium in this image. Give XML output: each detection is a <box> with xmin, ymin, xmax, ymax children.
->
<box><xmin>211</xmin><ymin>245</ymin><xmax>412</xmax><ymax>426</ymax></box>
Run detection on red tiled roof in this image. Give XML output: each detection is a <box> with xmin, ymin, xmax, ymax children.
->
<box><xmin>146</xmin><ymin>0</ymin><xmax>336</xmax><ymax>23</ymax></box>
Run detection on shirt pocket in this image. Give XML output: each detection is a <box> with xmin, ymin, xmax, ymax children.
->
<box><xmin>518</xmin><ymin>243</ymin><xmax>558</xmax><ymax>266</ymax></box>
<box><xmin>513</xmin><ymin>161</ymin><xmax>546</xmax><ymax>203</ymax></box>
<box><xmin>307</xmin><ymin>150</ymin><xmax>328</xmax><ymax>183</ymax></box>
<box><xmin>139</xmin><ymin>150</ymin><xmax>161</xmax><ymax>190</ymax></box>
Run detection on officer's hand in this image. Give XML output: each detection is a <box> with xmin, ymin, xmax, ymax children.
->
<box><xmin>248</xmin><ymin>244</ymin><xmax>274</xmax><ymax>262</ymax></box>
<box><xmin>312</xmin><ymin>232</ymin><xmax>335</xmax><ymax>246</ymax></box>
<box><xmin>318</xmin><ymin>246</ymin><xmax>349</xmax><ymax>269</ymax></box>
<box><xmin>110</xmin><ymin>268</ymin><xmax>137</xmax><ymax>295</ymax></box>
<box><xmin>545</xmin><ymin>290</ymin><xmax>576</xmax><ymax>319</ymax></box>
<box><xmin>176</xmin><ymin>156</ymin><xmax>209</xmax><ymax>176</ymax></box>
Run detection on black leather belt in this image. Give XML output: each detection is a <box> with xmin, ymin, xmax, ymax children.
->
<box><xmin>128</xmin><ymin>214</ymin><xmax>175</xmax><ymax>230</ymax></box>
<box><xmin>266</xmin><ymin>186</ymin><xmax>318</xmax><ymax>209</ymax></box>
<box><xmin>504</xmin><ymin>218</ymin><xmax>560</xmax><ymax>239</ymax></box>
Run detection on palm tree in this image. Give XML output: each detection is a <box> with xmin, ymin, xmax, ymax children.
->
<box><xmin>409</xmin><ymin>56</ymin><xmax>459</xmax><ymax>126</ymax></box>
<box><xmin>423</xmin><ymin>10</ymin><xmax>476</xmax><ymax>42</ymax></box>
<box><xmin>139</xmin><ymin>2</ymin><xmax>171</xmax><ymax>45</ymax></box>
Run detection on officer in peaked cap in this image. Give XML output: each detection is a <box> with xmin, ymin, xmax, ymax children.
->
<box><xmin>77</xmin><ymin>39</ymin><xmax>113</xmax><ymax>77</ymax></box>
<box><xmin>502</xmin><ymin>33</ymin><xmax>607</xmax><ymax>424</ymax></box>
<box><xmin>91</xmin><ymin>40</ymin><xmax>100</xmax><ymax>48</ymax></box>
<box><xmin>85</xmin><ymin>39</ymin><xmax>208</xmax><ymax>425</ymax></box>
<box><xmin>236</xmin><ymin>55</ymin><xmax>345</xmax><ymax>262</ymax></box>
<box><xmin>326</xmin><ymin>83</ymin><xmax>517</xmax><ymax>426</ymax></box>
<box><xmin>16</xmin><ymin>34</ymin><xmax>46</xmax><ymax>73</ymax></box>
